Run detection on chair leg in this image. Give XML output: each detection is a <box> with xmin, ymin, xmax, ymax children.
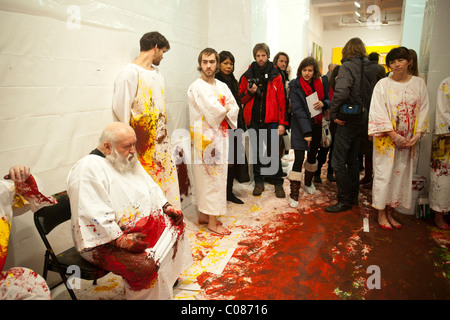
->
<box><xmin>43</xmin><ymin>251</ymin><xmax>50</xmax><ymax>280</ymax></box>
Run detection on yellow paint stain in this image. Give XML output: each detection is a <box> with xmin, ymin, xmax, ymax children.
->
<box><xmin>93</xmin><ymin>280</ymin><xmax>120</xmax><ymax>292</ymax></box>
<box><xmin>374</xmin><ymin>135</ymin><xmax>395</xmax><ymax>157</ymax></box>
<box><xmin>0</xmin><ymin>217</ymin><xmax>11</xmax><ymax>264</ymax></box>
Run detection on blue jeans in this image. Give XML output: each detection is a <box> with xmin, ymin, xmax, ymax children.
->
<box><xmin>331</xmin><ymin>124</ymin><xmax>362</xmax><ymax>205</ymax></box>
<box><xmin>249</xmin><ymin>121</ymin><xmax>283</xmax><ymax>186</ymax></box>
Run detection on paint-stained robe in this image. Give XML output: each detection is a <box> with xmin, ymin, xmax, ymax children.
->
<box><xmin>67</xmin><ymin>154</ymin><xmax>193</xmax><ymax>299</ymax></box>
<box><xmin>113</xmin><ymin>63</ymin><xmax>181</xmax><ymax>210</ymax></box>
<box><xmin>0</xmin><ymin>175</ymin><xmax>56</xmax><ymax>300</ymax></box>
<box><xmin>187</xmin><ymin>78</ymin><xmax>239</xmax><ymax>216</ymax></box>
<box><xmin>430</xmin><ymin>77</ymin><xmax>450</xmax><ymax>213</ymax></box>
<box><xmin>368</xmin><ymin>76</ymin><xmax>429</xmax><ymax>210</ymax></box>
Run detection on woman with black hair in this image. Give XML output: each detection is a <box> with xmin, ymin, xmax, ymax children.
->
<box><xmin>368</xmin><ymin>46</ymin><xmax>429</xmax><ymax>230</ymax></box>
<box><xmin>216</xmin><ymin>51</ymin><xmax>245</xmax><ymax>204</ymax></box>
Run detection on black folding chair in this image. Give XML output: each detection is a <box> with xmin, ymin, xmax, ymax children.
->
<box><xmin>34</xmin><ymin>191</ymin><xmax>107</xmax><ymax>300</ymax></box>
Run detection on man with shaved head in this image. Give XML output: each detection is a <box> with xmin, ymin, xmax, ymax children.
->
<box><xmin>67</xmin><ymin>122</ymin><xmax>192</xmax><ymax>299</ymax></box>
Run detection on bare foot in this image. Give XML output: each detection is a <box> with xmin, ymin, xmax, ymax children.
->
<box><xmin>207</xmin><ymin>224</ymin><xmax>231</xmax><ymax>236</ymax></box>
<box><xmin>378</xmin><ymin>209</ymin><xmax>393</xmax><ymax>230</ymax></box>
<box><xmin>386</xmin><ymin>208</ymin><xmax>402</xmax><ymax>229</ymax></box>
<box><xmin>434</xmin><ymin>212</ymin><xmax>450</xmax><ymax>230</ymax></box>
<box><xmin>198</xmin><ymin>212</ymin><xmax>222</xmax><ymax>226</ymax></box>
<box><xmin>207</xmin><ymin>215</ymin><xmax>230</xmax><ymax>236</ymax></box>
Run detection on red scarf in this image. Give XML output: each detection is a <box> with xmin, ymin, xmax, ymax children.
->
<box><xmin>300</xmin><ymin>77</ymin><xmax>324</xmax><ymax>124</ymax></box>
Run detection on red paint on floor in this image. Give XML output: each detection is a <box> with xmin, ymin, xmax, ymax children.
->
<box><xmin>196</xmin><ymin>180</ymin><xmax>450</xmax><ymax>300</ymax></box>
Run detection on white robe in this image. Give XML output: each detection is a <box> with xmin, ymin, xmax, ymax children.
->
<box><xmin>187</xmin><ymin>78</ymin><xmax>239</xmax><ymax>215</ymax></box>
<box><xmin>67</xmin><ymin>154</ymin><xmax>193</xmax><ymax>299</ymax></box>
<box><xmin>368</xmin><ymin>76</ymin><xmax>429</xmax><ymax>210</ymax></box>
<box><xmin>429</xmin><ymin>77</ymin><xmax>450</xmax><ymax>213</ymax></box>
<box><xmin>1</xmin><ymin>176</ymin><xmax>55</xmax><ymax>300</ymax></box>
<box><xmin>112</xmin><ymin>63</ymin><xmax>181</xmax><ymax>210</ymax></box>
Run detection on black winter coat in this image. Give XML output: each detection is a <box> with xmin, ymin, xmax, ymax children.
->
<box><xmin>330</xmin><ymin>57</ymin><xmax>378</xmax><ymax>125</ymax></box>
<box><xmin>289</xmin><ymin>77</ymin><xmax>330</xmax><ymax>151</ymax></box>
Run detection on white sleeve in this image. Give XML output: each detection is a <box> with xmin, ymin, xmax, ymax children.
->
<box><xmin>67</xmin><ymin>160</ymin><xmax>123</xmax><ymax>252</ymax></box>
<box><xmin>112</xmin><ymin>66</ymin><xmax>139</xmax><ymax>124</ymax></box>
<box><xmin>416</xmin><ymin>78</ymin><xmax>430</xmax><ymax>134</ymax></box>
<box><xmin>222</xmin><ymin>83</ymin><xmax>240</xmax><ymax>129</ymax></box>
<box><xmin>435</xmin><ymin>77</ymin><xmax>450</xmax><ymax>135</ymax></box>
<box><xmin>368</xmin><ymin>80</ymin><xmax>393</xmax><ymax>136</ymax></box>
<box><xmin>188</xmin><ymin>82</ymin><xmax>227</xmax><ymax>130</ymax></box>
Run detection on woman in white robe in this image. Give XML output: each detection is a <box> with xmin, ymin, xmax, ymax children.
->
<box><xmin>187</xmin><ymin>48</ymin><xmax>239</xmax><ymax>235</ymax></box>
<box><xmin>369</xmin><ymin>47</ymin><xmax>429</xmax><ymax>230</ymax></box>
<box><xmin>430</xmin><ymin>77</ymin><xmax>450</xmax><ymax>230</ymax></box>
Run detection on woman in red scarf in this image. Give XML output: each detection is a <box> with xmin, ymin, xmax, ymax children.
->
<box><xmin>287</xmin><ymin>57</ymin><xmax>330</xmax><ymax>208</ymax></box>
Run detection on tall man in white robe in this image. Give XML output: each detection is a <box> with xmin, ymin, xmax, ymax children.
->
<box><xmin>112</xmin><ymin>31</ymin><xmax>181</xmax><ymax>211</ymax></box>
<box><xmin>187</xmin><ymin>48</ymin><xmax>239</xmax><ymax>236</ymax></box>
<box><xmin>67</xmin><ymin>122</ymin><xmax>192</xmax><ymax>299</ymax></box>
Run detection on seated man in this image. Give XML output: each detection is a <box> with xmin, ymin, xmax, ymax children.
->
<box><xmin>67</xmin><ymin>122</ymin><xmax>193</xmax><ymax>300</ymax></box>
<box><xmin>1</xmin><ymin>165</ymin><xmax>56</xmax><ymax>300</ymax></box>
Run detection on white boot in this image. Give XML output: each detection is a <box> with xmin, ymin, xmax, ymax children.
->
<box><xmin>303</xmin><ymin>181</ymin><xmax>316</xmax><ymax>194</ymax></box>
<box><xmin>288</xmin><ymin>171</ymin><xmax>302</xmax><ymax>208</ymax></box>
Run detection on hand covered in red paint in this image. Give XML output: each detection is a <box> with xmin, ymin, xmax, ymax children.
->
<box><xmin>392</xmin><ymin>133</ymin><xmax>407</xmax><ymax>147</ymax></box>
<box><xmin>404</xmin><ymin>133</ymin><xmax>421</xmax><ymax>147</ymax></box>
<box><xmin>4</xmin><ymin>165</ymin><xmax>31</xmax><ymax>183</ymax></box>
<box><xmin>115</xmin><ymin>232</ymin><xmax>148</xmax><ymax>253</ymax></box>
<box><xmin>164</xmin><ymin>205</ymin><xmax>184</xmax><ymax>226</ymax></box>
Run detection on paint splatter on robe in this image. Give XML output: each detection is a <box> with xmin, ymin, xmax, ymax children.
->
<box><xmin>430</xmin><ymin>77</ymin><xmax>450</xmax><ymax>213</ymax></box>
<box><xmin>187</xmin><ymin>78</ymin><xmax>239</xmax><ymax>216</ymax></box>
<box><xmin>113</xmin><ymin>63</ymin><xmax>181</xmax><ymax>210</ymax></box>
<box><xmin>67</xmin><ymin>155</ymin><xmax>193</xmax><ymax>299</ymax></box>
<box><xmin>0</xmin><ymin>175</ymin><xmax>56</xmax><ymax>300</ymax></box>
<box><xmin>368</xmin><ymin>76</ymin><xmax>429</xmax><ymax>210</ymax></box>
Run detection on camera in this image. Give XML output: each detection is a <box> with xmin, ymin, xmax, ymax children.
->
<box><xmin>248</xmin><ymin>77</ymin><xmax>263</xmax><ymax>88</ymax></box>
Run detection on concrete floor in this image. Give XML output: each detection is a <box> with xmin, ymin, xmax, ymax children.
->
<box><xmin>52</xmin><ymin>155</ymin><xmax>450</xmax><ymax>300</ymax></box>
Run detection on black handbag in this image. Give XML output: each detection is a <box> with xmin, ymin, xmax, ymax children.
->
<box><xmin>338</xmin><ymin>58</ymin><xmax>365</xmax><ymax>121</ymax></box>
<box><xmin>338</xmin><ymin>103</ymin><xmax>364</xmax><ymax>120</ymax></box>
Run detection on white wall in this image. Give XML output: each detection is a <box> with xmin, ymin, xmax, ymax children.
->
<box><xmin>1</xmin><ymin>0</ymin><xmax>209</xmax><ymax>281</ymax></box>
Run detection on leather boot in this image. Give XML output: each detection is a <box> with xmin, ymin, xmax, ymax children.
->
<box><xmin>227</xmin><ymin>167</ymin><xmax>243</xmax><ymax>204</ymax></box>
<box><xmin>303</xmin><ymin>160</ymin><xmax>318</xmax><ymax>194</ymax></box>
<box><xmin>288</xmin><ymin>171</ymin><xmax>302</xmax><ymax>208</ymax></box>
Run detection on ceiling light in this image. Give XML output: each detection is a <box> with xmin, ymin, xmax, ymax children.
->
<box><xmin>355</xmin><ymin>11</ymin><xmax>360</xmax><ymax>17</ymax></box>
<box><xmin>354</xmin><ymin>1</ymin><xmax>361</xmax><ymax>8</ymax></box>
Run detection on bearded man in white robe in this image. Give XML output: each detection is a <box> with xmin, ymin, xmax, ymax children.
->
<box><xmin>187</xmin><ymin>48</ymin><xmax>239</xmax><ymax>236</ymax></box>
<box><xmin>67</xmin><ymin>122</ymin><xmax>192</xmax><ymax>300</ymax></box>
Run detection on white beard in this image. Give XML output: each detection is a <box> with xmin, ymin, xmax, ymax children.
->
<box><xmin>106</xmin><ymin>148</ymin><xmax>138</xmax><ymax>174</ymax></box>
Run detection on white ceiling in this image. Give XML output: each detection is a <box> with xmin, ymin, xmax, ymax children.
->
<box><xmin>311</xmin><ymin>0</ymin><xmax>404</xmax><ymax>29</ymax></box>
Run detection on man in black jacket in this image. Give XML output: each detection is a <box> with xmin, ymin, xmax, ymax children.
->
<box><xmin>325</xmin><ymin>38</ymin><xmax>378</xmax><ymax>213</ymax></box>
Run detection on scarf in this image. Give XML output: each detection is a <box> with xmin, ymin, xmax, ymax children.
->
<box><xmin>299</xmin><ymin>77</ymin><xmax>324</xmax><ymax>124</ymax></box>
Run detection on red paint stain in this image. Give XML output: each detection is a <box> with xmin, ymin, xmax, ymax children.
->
<box><xmin>175</xmin><ymin>146</ymin><xmax>191</xmax><ymax>198</ymax></box>
<box><xmin>92</xmin><ymin>212</ymin><xmax>185</xmax><ymax>292</ymax></box>
<box><xmin>197</xmin><ymin>209</ymin><xmax>371</xmax><ymax>300</ymax></box>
